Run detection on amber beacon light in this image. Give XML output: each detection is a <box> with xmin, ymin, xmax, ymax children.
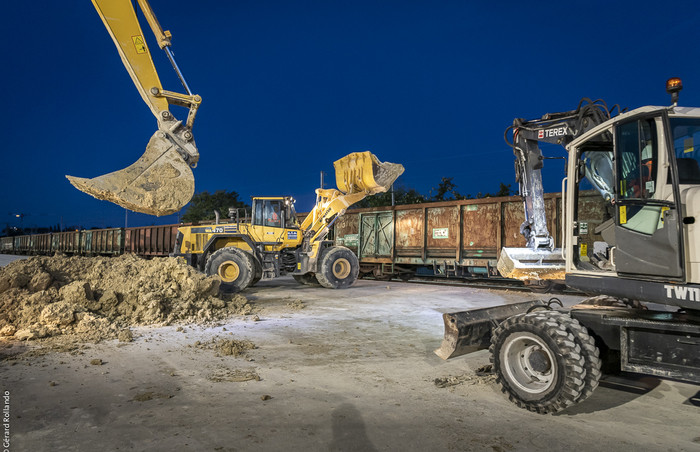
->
<box><xmin>666</xmin><ymin>77</ymin><xmax>683</xmax><ymax>105</ymax></box>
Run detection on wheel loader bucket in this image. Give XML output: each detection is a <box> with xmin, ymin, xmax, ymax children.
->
<box><xmin>497</xmin><ymin>247</ymin><xmax>565</xmax><ymax>281</ymax></box>
<box><xmin>334</xmin><ymin>151</ymin><xmax>404</xmax><ymax>194</ymax></box>
<box><xmin>435</xmin><ymin>300</ymin><xmax>545</xmax><ymax>360</ymax></box>
<box><xmin>66</xmin><ymin>131</ymin><xmax>194</xmax><ymax>216</ymax></box>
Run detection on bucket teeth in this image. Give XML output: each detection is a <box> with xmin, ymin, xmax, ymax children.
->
<box><xmin>66</xmin><ymin>131</ymin><xmax>194</xmax><ymax>216</ymax></box>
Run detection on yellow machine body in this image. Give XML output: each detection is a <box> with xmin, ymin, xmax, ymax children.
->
<box><xmin>174</xmin><ymin>152</ymin><xmax>404</xmax><ymax>291</ymax></box>
<box><xmin>66</xmin><ymin>0</ymin><xmax>201</xmax><ymax>216</ymax></box>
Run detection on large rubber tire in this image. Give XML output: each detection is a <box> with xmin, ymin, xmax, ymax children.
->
<box><xmin>249</xmin><ymin>255</ymin><xmax>263</xmax><ymax>287</ymax></box>
<box><xmin>315</xmin><ymin>246</ymin><xmax>359</xmax><ymax>289</ymax></box>
<box><xmin>293</xmin><ymin>273</ymin><xmax>321</xmax><ymax>286</ymax></box>
<box><xmin>204</xmin><ymin>247</ymin><xmax>254</xmax><ymax>293</ymax></box>
<box><xmin>551</xmin><ymin>311</ymin><xmax>602</xmax><ymax>404</ymax></box>
<box><xmin>490</xmin><ymin>311</ymin><xmax>586</xmax><ymax>414</ymax></box>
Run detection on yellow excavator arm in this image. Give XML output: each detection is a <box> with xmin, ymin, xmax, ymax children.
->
<box><xmin>66</xmin><ymin>0</ymin><xmax>201</xmax><ymax>216</ymax></box>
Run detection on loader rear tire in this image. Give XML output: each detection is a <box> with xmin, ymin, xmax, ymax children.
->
<box><xmin>293</xmin><ymin>273</ymin><xmax>321</xmax><ymax>286</ymax></box>
<box><xmin>316</xmin><ymin>246</ymin><xmax>359</xmax><ymax>289</ymax></box>
<box><xmin>205</xmin><ymin>247</ymin><xmax>254</xmax><ymax>293</ymax></box>
<box><xmin>490</xmin><ymin>311</ymin><xmax>586</xmax><ymax>414</ymax></box>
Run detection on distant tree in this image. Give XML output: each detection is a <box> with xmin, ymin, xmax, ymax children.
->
<box><xmin>430</xmin><ymin>177</ymin><xmax>467</xmax><ymax>202</ymax></box>
<box><xmin>475</xmin><ymin>182</ymin><xmax>513</xmax><ymax>199</ymax></box>
<box><xmin>351</xmin><ymin>185</ymin><xmax>426</xmax><ymax>209</ymax></box>
<box><xmin>181</xmin><ymin>190</ymin><xmax>250</xmax><ymax>223</ymax></box>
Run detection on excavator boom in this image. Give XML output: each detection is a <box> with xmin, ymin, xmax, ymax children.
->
<box><xmin>66</xmin><ymin>0</ymin><xmax>201</xmax><ymax>216</ymax></box>
<box><xmin>498</xmin><ymin>99</ymin><xmax>617</xmax><ymax>280</ymax></box>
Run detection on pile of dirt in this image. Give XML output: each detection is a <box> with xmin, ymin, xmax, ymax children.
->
<box><xmin>0</xmin><ymin>254</ymin><xmax>252</xmax><ymax>342</ymax></box>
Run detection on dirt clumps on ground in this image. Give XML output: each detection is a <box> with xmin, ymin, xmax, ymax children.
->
<box><xmin>286</xmin><ymin>299</ymin><xmax>305</xmax><ymax>310</ymax></box>
<box><xmin>434</xmin><ymin>365</ymin><xmax>496</xmax><ymax>388</ymax></box>
<box><xmin>0</xmin><ymin>254</ymin><xmax>252</xmax><ymax>343</ymax></box>
<box><xmin>193</xmin><ymin>337</ymin><xmax>257</xmax><ymax>358</ymax></box>
<box><xmin>206</xmin><ymin>366</ymin><xmax>261</xmax><ymax>383</ymax></box>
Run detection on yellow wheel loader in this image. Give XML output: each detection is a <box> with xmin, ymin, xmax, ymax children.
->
<box><xmin>437</xmin><ymin>79</ymin><xmax>700</xmax><ymax>413</ymax></box>
<box><xmin>66</xmin><ymin>0</ymin><xmax>201</xmax><ymax>216</ymax></box>
<box><xmin>173</xmin><ymin>152</ymin><xmax>404</xmax><ymax>291</ymax></box>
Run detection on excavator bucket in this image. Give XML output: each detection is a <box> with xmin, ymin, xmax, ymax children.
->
<box><xmin>334</xmin><ymin>151</ymin><xmax>404</xmax><ymax>194</ymax></box>
<box><xmin>435</xmin><ymin>300</ymin><xmax>545</xmax><ymax>360</ymax></box>
<box><xmin>66</xmin><ymin>131</ymin><xmax>194</xmax><ymax>216</ymax></box>
<box><xmin>497</xmin><ymin>247</ymin><xmax>565</xmax><ymax>281</ymax></box>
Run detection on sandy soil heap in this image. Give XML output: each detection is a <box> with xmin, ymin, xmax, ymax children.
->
<box><xmin>0</xmin><ymin>254</ymin><xmax>251</xmax><ymax>341</ymax></box>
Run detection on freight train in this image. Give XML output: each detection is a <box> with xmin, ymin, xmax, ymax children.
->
<box><xmin>1</xmin><ymin>193</ymin><xmax>606</xmax><ymax>287</ymax></box>
<box><xmin>0</xmin><ymin>224</ymin><xmax>183</xmax><ymax>258</ymax></box>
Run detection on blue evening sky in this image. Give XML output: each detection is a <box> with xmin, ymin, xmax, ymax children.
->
<box><xmin>3</xmin><ymin>1</ymin><xmax>700</xmax><ymax>230</ymax></box>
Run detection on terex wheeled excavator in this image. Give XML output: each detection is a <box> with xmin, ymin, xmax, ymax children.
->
<box><xmin>66</xmin><ymin>0</ymin><xmax>201</xmax><ymax>216</ymax></box>
<box><xmin>436</xmin><ymin>78</ymin><xmax>700</xmax><ymax>413</ymax></box>
<box><xmin>173</xmin><ymin>151</ymin><xmax>404</xmax><ymax>291</ymax></box>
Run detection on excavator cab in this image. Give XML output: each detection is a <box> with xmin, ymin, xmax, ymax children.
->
<box><xmin>66</xmin><ymin>0</ymin><xmax>201</xmax><ymax>216</ymax></box>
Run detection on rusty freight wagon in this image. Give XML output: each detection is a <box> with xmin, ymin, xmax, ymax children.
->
<box><xmin>124</xmin><ymin>224</ymin><xmax>184</xmax><ymax>257</ymax></box>
<box><xmin>333</xmin><ymin>192</ymin><xmax>606</xmax><ymax>285</ymax></box>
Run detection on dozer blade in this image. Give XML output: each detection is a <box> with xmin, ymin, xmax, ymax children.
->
<box><xmin>497</xmin><ymin>247</ymin><xmax>565</xmax><ymax>281</ymax></box>
<box><xmin>66</xmin><ymin>131</ymin><xmax>194</xmax><ymax>216</ymax></box>
<box><xmin>334</xmin><ymin>151</ymin><xmax>404</xmax><ymax>194</ymax></box>
<box><xmin>435</xmin><ymin>300</ymin><xmax>545</xmax><ymax>360</ymax></box>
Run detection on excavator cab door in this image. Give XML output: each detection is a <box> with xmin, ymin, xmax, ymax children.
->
<box><xmin>612</xmin><ymin>114</ymin><xmax>683</xmax><ymax>279</ymax></box>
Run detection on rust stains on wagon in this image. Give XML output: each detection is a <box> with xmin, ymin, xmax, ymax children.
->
<box><xmin>333</xmin><ymin>192</ymin><xmax>602</xmax><ymax>280</ymax></box>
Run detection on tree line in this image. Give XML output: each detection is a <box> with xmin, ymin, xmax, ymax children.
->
<box><xmin>180</xmin><ymin>178</ymin><xmax>513</xmax><ymax>222</ymax></box>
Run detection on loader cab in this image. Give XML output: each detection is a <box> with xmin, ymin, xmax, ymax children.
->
<box><xmin>251</xmin><ymin>197</ymin><xmax>300</xmax><ymax>230</ymax></box>
<box><xmin>566</xmin><ymin>106</ymin><xmax>700</xmax><ymax>283</ymax></box>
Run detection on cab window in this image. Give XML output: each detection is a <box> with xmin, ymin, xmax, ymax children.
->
<box><xmin>263</xmin><ymin>200</ymin><xmax>282</xmax><ymax>227</ymax></box>
<box><xmin>670</xmin><ymin>117</ymin><xmax>700</xmax><ymax>184</ymax></box>
<box><xmin>617</xmin><ymin>118</ymin><xmax>658</xmax><ymax>200</ymax></box>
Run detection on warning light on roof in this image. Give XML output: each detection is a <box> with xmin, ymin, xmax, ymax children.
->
<box><xmin>666</xmin><ymin>77</ymin><xmax>683</xmax><ymax>105</ymax></box>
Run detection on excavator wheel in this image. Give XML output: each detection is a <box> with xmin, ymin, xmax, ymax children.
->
<box><xmin>205</xmin><ymin>247</ymin><xmax>254</xmax><ymax>293</ymax></box>
<box><xmin>316</xmin><ymin>246</ymin><xmax>359</xmax><ymax>289</ymax></box>
<box><xmin>489</xmin><ymin>311</ymin><xmax>586</xmax><ymax>414</ymax></box>
<box><xmin>548</xmin><ymin>311</ymin><xmax>602</xmax><ymax>404</ymax></box>
<box><xmin>293</xmin><ymin>273</ymin><xmax>321</xmax><ymax>286</ymax></box>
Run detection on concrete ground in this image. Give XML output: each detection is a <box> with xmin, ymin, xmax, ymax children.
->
<box><xmin>0</xmin><ymin>254</ymin><xmax>27</xmax><ymax>266</ymax></box>
<box><xmin>1</xmin><ymin>276</ymin><xmax>699</xmax><ymax>451</ymax></box>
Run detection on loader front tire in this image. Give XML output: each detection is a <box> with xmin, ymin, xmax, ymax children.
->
<box><xmin>490</xmin><ymin>311</ymin><xmax>586</xmax><ymax>414</ymax></box>
<box><xmin>205</xmin><ymin>247</ymin><xmax>254</xmax><ymax>293</ymax></box>
<box><xmin>316</xmin><ymin>246</ymin><xmax>359</xmax><ymax>289</ymax></box>
<box><xmin>249</xmin><ymin>256</ymin><xmax>263</xmax><ymax>287</ymax></box>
